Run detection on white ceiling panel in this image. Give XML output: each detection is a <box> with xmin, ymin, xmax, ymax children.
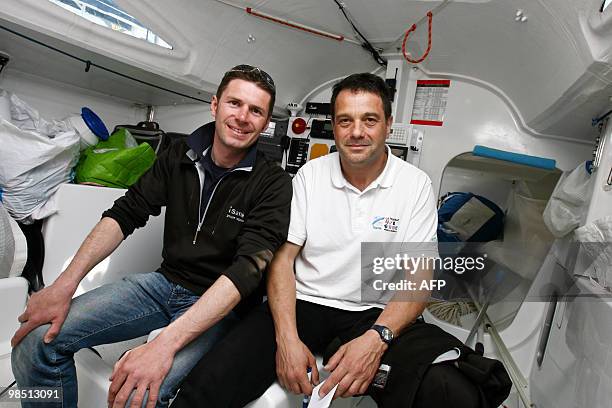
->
<box><xmin>1</xmin><ymin>0</ymin><xmax>610</xmax><ymax>140</ymax></box>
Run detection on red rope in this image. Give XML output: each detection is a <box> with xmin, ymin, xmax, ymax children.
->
<box><xmin>246</xmin><ymin>7</ymin><xmax>344</xmax><ymax>41</ymax></box>
<box><xmin>402</xmin><ymin>11</ymin><xmax>433</xmax><ymax>64</ymax></box>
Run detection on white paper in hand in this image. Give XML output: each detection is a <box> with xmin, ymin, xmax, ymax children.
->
<box><xmin>307</xmin><ymin>380</ymin><xmax>339</xmax><ymax>408</ymax></box>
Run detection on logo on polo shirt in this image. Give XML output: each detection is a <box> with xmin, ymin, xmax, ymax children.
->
<box><xmin>226</xmin><ymin>206</ymin><xmax>245</xmax><ymax>223</ymax></box>
<box><xmin>372</xmin><ymin>216</ymin><xmax>399</xmax><ymax>232</ymax></box>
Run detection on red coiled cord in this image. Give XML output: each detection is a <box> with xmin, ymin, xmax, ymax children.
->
<box><xmin>402</xmin><ymin>11</ymin><xmax>433</xmax><ymax>64</ymax></box>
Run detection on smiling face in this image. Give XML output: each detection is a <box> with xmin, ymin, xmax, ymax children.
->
<box><xmin>210</xmin><ymin>78</ymin><xmax>271</xmax><ymax>157</ymax></box>
<box><xmin>332</xmin><ymin>89</ymin><xmax>391</xmax><ymax>169</ymax></box>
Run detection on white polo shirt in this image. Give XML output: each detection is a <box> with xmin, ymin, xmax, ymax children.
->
<box><xmin>288</xmin><ymin>147</ymin><xmax>438</xmax><ymax>311</ymax></box>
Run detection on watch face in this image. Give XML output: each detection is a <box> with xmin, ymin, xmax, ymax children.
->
<box><xmin>382</xmin><ymin>328</ymin><xmax>393</xmax><ymax>341</ymax></box>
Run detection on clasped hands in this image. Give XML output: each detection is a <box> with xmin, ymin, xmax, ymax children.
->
<box><xmin>275</xmin><ymin>330</ymin><xmax>387</xmax><ymax>400</ymax></box>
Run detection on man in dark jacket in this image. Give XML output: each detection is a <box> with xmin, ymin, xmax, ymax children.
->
<box><xmin>11</xmin><ymin>65</ymin><xmax>292</xmax><ymax>408</ymax></box>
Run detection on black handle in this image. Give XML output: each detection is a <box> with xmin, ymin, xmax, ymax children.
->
<box><xmin>136</xmin><ymin>121</ymin><xmax>160</xmax><ymax>130</ymax></box>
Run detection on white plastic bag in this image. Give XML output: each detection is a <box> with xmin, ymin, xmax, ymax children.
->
<box><xmin>543</xmin><ymin>163</ymin><xmax>593</xmax><ymax>238</ymax></box>
<box><xmin>483</xmin><ymin>186</ymin><xmax>553</xmax><ymax>280</ymax></box>
<box><xmin>0</xmin><ymin>201</ymin><xmax>14</xmax><ymax>277</ymax></box>
<box><xmin>575</xmin><ymin>216</ymin><xmax>612</xmax><ymax>287</ymax></box>
<box><xmin>0</xmin><ymin>90</ymin><xmax>79</xmax><ymax>222</ymax></box>
<box><xmin>0</xmin><ymin>90</ymin><xmax>10</xmax><ymax>120</ymax></box>
<box><xmin>0</xmin><ymin>201</ymin><xmax>27</xmax><ymax>278</ymax></box>
<box><xmin>5</xmin><ymin>90</ymin><xmax>74</xmax><ymax>136</ymax></box>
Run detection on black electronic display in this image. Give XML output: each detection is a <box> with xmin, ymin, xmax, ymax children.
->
<box><xmin>309</xmin><ymin>119</ymin><xmax>334</xmax><ymax>140</ymax></box>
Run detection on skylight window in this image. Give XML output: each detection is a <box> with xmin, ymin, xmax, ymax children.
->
<box><xmin>602</xmin><ymin>0</ymin><xmax>612</xmax><ymax>12</ymax></box>
<box><xmin>48</xmin><ymin>0</ymin><xmax>173</xmax><ymax>49</ymax></box>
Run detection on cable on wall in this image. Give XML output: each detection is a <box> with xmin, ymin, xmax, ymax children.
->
<box><xmin>215</xmin><ymin>0</ymin><xmax>385</xmax><ymax>66</ymax></box>
<box><xmin>332</xmin><ymin>0</ymin><xmax>387</xmax><ymax>67</ymax></box>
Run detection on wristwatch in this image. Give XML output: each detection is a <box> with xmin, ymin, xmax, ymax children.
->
<box><xmin>370</xmin><ymin>324</ymin><xmax>394</xmax><ymax>345</ymax></box>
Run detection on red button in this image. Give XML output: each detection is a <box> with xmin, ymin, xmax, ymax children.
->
<box><xmin>292</xmin><ymin>118</ymin><xmax>307</xmax><ymax>134</ymax></box>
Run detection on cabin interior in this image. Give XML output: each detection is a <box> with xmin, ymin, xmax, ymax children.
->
<box><xmin>1</xmin><ymin>0</ymin><xmax>612</xmax><ymax>407</ymax></box>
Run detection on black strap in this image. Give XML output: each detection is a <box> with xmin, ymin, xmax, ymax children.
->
<box><xmin>0</xmin><ymin>380</ymin><xmax>17</xmax><ymax>398</ymax></box>
<box><xmin>17</xmin><ymin>219</ymin><xmax>45</xmax><ymax>292</ymax></box>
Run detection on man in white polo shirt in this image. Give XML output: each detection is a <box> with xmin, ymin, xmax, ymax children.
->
<box><xmin>172</xmin><ymin>73</ymin><xmax>510</xmax><ymax>408</ymax></box>
<box><xmin>287</xmin><ymin>112</ymin><xmax>439</xmax><ymax>313</ymax></box>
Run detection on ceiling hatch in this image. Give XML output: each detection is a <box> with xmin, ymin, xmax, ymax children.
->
<box><xmin>47</xmin><ymin>0</ymin><xmax>173</xmax><ymax>49</ymax></box>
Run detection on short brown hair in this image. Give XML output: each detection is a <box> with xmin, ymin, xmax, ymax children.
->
<box><xmin>216</xmin><ymin>65</ymin><xmax>276</xmax><ymax>116</ymax></box>
<box><xmin>330</xmin><ymin>73</ymin><xmax>392</xmax><ymax>121</ymax></box>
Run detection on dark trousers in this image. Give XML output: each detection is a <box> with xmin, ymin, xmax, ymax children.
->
<box><xmin>171</xmin><ymin>300</ymin><xmax>481</xmax><ymax>408</ymax></box>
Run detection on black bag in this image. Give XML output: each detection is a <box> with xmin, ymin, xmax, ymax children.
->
<box><xmin>113</xmin><ymin>121</ymin><xmax>168</xmax><ymax>154</ymax></box>
<box><xmin>455</xmin><ymin>350</ymin><xmax>513</xmax><ymax>408</ymax></box>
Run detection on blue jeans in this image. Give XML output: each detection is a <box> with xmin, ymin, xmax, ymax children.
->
<box><xmin>11</xmin><ymin>272</ymin><xmax>239</xmax><ymax>408</ymax></box>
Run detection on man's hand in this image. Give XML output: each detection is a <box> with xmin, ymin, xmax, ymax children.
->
<box><xmin>11</xmin><ymin>282</ymin><xmax>74</xmax><ymax>347</ymax></box>
<box><xmin>107</xmin><ymin>339</ymin><xmax>175</xmax><ymax>408</ymax></box>
<box><xmin>275</xmin><ymin>337</ymin><xmax>319</xmax><ymax>396</ymax></box>
<box><xmin>319</xmin><ymin>330</ymin><xmax>387</xmax><ymax>399</ymax></box>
